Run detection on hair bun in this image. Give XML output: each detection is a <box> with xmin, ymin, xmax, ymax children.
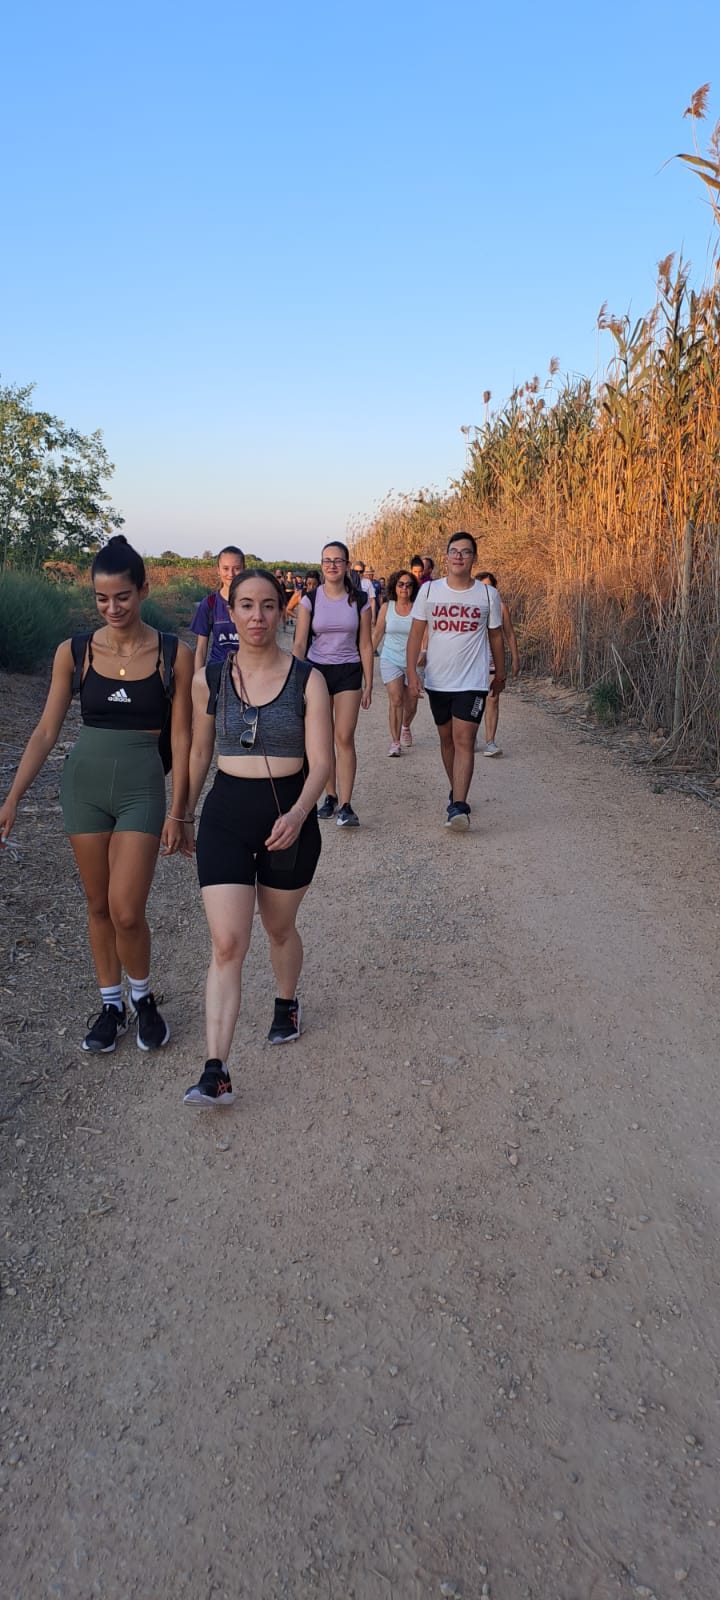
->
<box><xmin>108</xmin><ymin>533</ymin><xmax>129</xmax><ymax>546</ymax></box>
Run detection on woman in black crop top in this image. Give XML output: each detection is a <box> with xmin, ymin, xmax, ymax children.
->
<box><xmin>0</xmin><ymin>535</ymin><xmax>194</xmax><ymax>1056</ymax></box>
<box><xmin>182</xmin><ymin>569</ymin><xmax>332</xmax><ymax>1108</ymax></box>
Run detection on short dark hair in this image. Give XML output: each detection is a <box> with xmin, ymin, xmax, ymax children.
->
<box><xmin>447</xmin><ymin>531</ymin><xmax>477</xmax><ymax>556</ymax></box>
<box><xmin>92</xmin><ymin>534</ymin><xmax>145</xmax><ymax>589</ymax></box>
<box><xmin>410</xmin><ymin>553</ymin><xmax>424</xmax><ymax>568</ymax></box>
<box><xmin>387</xmin><ymin>568</ymin><xmax>418</xmax><ymax>601</ymax></box>
<box><xmin>423</xmin><ymin>555</ymin><xmax>435</xmax><ymax>570</ymax></box>
<box><xmin>477</xmin><ymin>570</ymin><xmax>498</xmax><ymax>587</ymax></box>
<box><xmin>218</xmin><ymin>545</ymin><xmax>245</xmax><ymax>564</ymax></box>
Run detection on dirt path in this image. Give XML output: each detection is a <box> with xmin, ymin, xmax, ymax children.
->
<box><xmin>2</xmin><ymin>672</ymin><xmax>719</xmax><ymax>1600</ymax></box>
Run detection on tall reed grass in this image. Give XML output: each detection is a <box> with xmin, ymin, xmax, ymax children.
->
<box><xmin>350</xmin><ymin>93</ymin><xmax>720</xmax><ymax>770</ymax></box>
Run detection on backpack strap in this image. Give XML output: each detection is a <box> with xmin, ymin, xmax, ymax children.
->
<box><xmin>207</xmin><ymin>591</ymin><xmax>216</xmax><ymax>614</ymax></box>
<box><xmin>205</xmin><ymin>658</ymin><xmax>224</xmax><ymax>717</ymax></box>
<box><xmin>70</xmin><ymin>632</ymin><xmax>93</xmax><ymax>696</ymax></box>
<box><xmin>306</xmin><ymin>585</ymin><xmax>318</xmax><ymax>646</ymax></box>
<box><xmin>159</xmin><ymin>633</ymin><xmax>179</xmax><ymax>698</ymax></box>
<box><xmin>292</xmin><ymin>655</ymin><xmax>313</xmax><ymax>715</ymax></box>
<box><xmin>354</xmin><ymin>586</ymin><xmax>365</xmax><ymax>648</ymax></box>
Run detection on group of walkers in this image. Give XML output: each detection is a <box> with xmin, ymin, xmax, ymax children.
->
<box><xmin>0</xmin><ymin>529</ymin><xmax>517</xmax><ymax>1106</ymax></box>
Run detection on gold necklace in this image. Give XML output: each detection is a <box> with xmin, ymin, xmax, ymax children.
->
<box><xmin>105</xmin><ymin>628</ymin><xmax>148</xmax><ymax>678</ymax></box>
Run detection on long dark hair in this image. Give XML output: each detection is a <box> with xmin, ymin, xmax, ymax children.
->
<box><xmin>91</xmin><ymin>534</ymin><xmax>146</xmax><ymax>589</ymax></box>
<box><xmin>228</xmin><ymin>568</ymin><xmax>286</xmax><ymax>609</ymax></box>
<box><xmin>322</xmin><ymin>541</ymin><xmax>357</xmax><ymax>605</ymax></box>
<box><xmin>388</xmin><ymin>568</ymin><xmax>418</xmax><ymax>602</ymax></box>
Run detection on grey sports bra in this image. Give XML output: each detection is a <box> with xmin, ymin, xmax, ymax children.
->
<box><xmin>208</xmin><ymin>655</ymin><xmax>308</xmax><ymax>759</ymax></box>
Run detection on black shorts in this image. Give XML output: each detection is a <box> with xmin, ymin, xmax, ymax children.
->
<box><xmin>196</xmin><ymin>770</ymin><xmax>322</xmax><ymax>890</ymax></box>
<box><xmin>427</xmin><ymin>689</ymin><xmax>488</xmax><ymax>726</ymax></box>
<box><xmin>310</xmin><ymin>660</ymin><xmax>363</xmax><ymax>696</ymax></box>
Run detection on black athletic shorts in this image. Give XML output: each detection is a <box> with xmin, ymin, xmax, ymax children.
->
<box><xmin>310</xmin><ymin>660</ymin><xmax>363</xmax><ymax>696</ymax></box>
<box><xmin>427</xmin><ymin>689</ymin><xmax>488</xmax><ymax>726</ymax></box>
<box><xmin>196</xmin><ymin>770</ymin><xmax>321</xmax><ymax>889</ymax></box>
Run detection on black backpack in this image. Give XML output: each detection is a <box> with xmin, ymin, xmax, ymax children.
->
<box><xmin>305</xmin><ymin>583</ymin><xmax>366</xmax><ymax>649</ymax></box>
<box><xmin>70</xmin><ymin>630</ymin><xmax>179</xmax><ymax>775</ymax></box>
<box><xmin>205</xmin><ymin>653</ymin><xmax>313</xmax><ymax>719</ymax></box>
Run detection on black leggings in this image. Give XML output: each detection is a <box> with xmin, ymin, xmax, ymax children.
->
<box><xmin>196</xmin><ymin>770</ymin><xmax>321</xmax><ymax>889</ymax></box>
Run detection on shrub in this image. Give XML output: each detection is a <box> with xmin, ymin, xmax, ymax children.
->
<box><xmin>140</xmin><ymin>596</ymin><xmax>180</xmax><ymax>632</ymax></box>
<box><xmin>588</xmin><ymin>679</ymin><xmax>624</xmax><ymax>726</ymax></box>
<box><xmin>0</xmin><ymin>572</ymin><xmax>78</xmax><ymax>671</ymax></box>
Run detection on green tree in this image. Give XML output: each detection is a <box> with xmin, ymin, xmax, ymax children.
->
<box><xmin>0</xmin><ymin>380</ymin><xmax>123</xmax><ymax>571</ymax></box>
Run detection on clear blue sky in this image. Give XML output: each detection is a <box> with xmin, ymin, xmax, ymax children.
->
<box><xmin>2</xmin><ymin>1</ymin><xmax>718</xmax><ymax>560</ymax></box>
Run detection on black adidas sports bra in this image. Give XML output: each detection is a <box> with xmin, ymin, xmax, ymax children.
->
<box><xmin>79</xmin><ymin>634</ymin><xmax>169</xmax><ymax>730</ymax></box>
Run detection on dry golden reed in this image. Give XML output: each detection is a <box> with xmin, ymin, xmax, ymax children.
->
<box><xmin>350</xmin><ymin>89</ymin><xmax>720</xmax><ymax>770</ymax></box>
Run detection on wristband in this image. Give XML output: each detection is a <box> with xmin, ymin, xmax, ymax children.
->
<box><xmin>294</xmin><ymin>802</ymin><xmax>308</xmax><ymax>823</ymax></box>
<box><xmin>169</xmin><ymin>814</ymin><xmax>195</xmax><ymax>823</ymax></box>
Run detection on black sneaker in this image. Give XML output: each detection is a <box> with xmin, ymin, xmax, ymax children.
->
<box><xmin>268</xmin><ymin>997</ymin><xmax>303</xmax><ymax>1045</ymax></box>
<box><xmin>183</xmin><ymin>1059</ymin><xmax>234</xmax><ymax>1107</ymax></box>
<box><xmin>336</xmin><ymin>803</ymin><xmax>359</xmax><ymax>827</ymax></box>
<box><xmin>82</xmin><ymin>1003</ymin><xmax>129</xmax><ymax>1054</ymax></box>
<box><xmin>317</xmin><ymin>794</ymin><xmax>338</xmax><ymax>819</ymax></box>
<box><xmin>134</xmin><ymin>992</ymin><xmax>170</xmax><ymax>1051</ymax></box>
<box><xmin>445</xmin><ymin>800</ymin><xmax>471</xmax><ymax>831</ymax></box>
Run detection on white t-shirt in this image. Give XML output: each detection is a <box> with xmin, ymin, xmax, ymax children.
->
<box><xmin>410</xmin><ymin>578</ymin><xmax>502</xmax><ymax>692</ymax></box>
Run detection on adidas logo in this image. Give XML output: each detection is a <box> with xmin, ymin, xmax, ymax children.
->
<box><xmin>107</xmin><ymin>687</ymin><xmax>131</xmax><ymax>703</ymax></box>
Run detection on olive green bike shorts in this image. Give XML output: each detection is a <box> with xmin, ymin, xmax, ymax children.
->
<box><xmin>60</xmin><ymin>728</ymin><xmax>166</xmax><ymax>837</ymax></box>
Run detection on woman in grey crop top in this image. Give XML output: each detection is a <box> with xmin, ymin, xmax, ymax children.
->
<box><xmin>182</xmin><ymin>569</ymin><xmax>332</xmax><ymax>1109</ymax></box>
<box><xmin>0</xmin><ymin>534</ymin><xmax>194</xmax><ymax>1056</ymax></box>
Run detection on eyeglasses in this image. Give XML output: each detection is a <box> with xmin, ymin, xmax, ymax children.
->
<box><xmin>322</xmin><ymin>557</ymin><xmax>345</xmax><ymax>568</ymax></box>
<box><xmin>449</xmin><ymin>548</ymin><xmax>474</xmax><ymax>558</ymax></box>
<box><xmin>396</xmin><ymin>581</ymin><xmax>413</xmax><ymax>588</ymax></box>
<box><xmin>239</xmin><ymin>703</ymin><xmax>259</xmax><ymax>750</ymax></box>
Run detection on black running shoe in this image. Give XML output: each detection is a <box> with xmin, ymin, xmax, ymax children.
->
<box><xmin>268</xmin><ymin>997</ymin><xmax>303</xmax><ymax>1045</ymax></box>
<box><xmin>82</xmin><ymin>1003</ymin><xmax>129</xmax><ymax>1054</ymax></box>
<box><xmin>317</xmin><ymin>794</ymin><xmax>338</xmax><ymax>819</ymax></box>
<box><xmin>336</xmin><ymin>803</ymin><xmax>359</xmax><ymax>827</ymax></box>
<box><xmin>183</xmin><ymin>1059</ymin><xmax>234</xmax><ymax>1107</ymax></box>
<box><xmin>134</xmin><ymin>993</ymin><xmax>170</xmax><ymax>1051</ymax></box>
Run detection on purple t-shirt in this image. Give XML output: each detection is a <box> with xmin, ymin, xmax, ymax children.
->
<box><xmin>189</xmin><ymin>593</ymin><xmax>238</xmax><ymax>663</ymax></box>
<box><xmin>301</xmin><ymin>587</ymin><xmax>369</xmax><ymax>665</ymax></box>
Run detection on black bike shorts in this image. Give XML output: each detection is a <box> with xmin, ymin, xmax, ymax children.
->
<box><xmin>196</xmin><ymin>770</ymin><xmax>322</xmax><ymax>890</ymax></box>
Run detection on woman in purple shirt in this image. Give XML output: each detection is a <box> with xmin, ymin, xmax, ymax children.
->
<box><xmin>293</xmin><ymin>541</ymin><xmax>373</xmax><ymax>827</ymax></box>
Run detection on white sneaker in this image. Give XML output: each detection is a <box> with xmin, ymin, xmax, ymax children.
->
<box><xmin>483</xmin><ymin>740</ymin><xmax>502</xmax><ymax>757</ymax></box>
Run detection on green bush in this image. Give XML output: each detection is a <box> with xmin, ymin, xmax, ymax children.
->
<box><xmin>0</xmin><ymin>572</ymin><xmax>77</xmax><ymax>671</ymax></box>
<box><xmin>588</xmin><ymin>679</ymin><xmax>624</xmax><ymax>725</ymax></box>
<box><xmin>140</xmin><ymin>596</ymin><xmax>180</xmax><ymax>632</ymax></box>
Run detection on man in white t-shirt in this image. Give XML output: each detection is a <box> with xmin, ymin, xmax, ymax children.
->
<box><xmin>406</xmin><ymin>531</ymin><xmax>505</xmax><ymax>829</ymax></box>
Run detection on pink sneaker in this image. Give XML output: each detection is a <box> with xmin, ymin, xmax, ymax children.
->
<box><xmin>387</xmin><ymin>741</ymin><xmax>402</xmax><ymax>757</ymax></box>
<box><xmin>400</xmin><ymin>725</ymin><xmax>413</xmax><ymax>748</ymax></box>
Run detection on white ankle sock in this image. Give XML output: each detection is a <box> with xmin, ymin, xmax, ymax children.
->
<box><xmin>128</xmin><ymin>976</ymin><xmax>151</xmax><ymax>1005</ymax></box>
<box><xmin>100</xmin><ymin>984</ymin><xmax>123</xmax><ymax>1013</ymax></box>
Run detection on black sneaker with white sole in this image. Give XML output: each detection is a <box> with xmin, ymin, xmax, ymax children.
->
<box><xmin>317</xmin><ymin>794</ymin><xmax>338</xmax><ymax>819</ymax></box>
<box><xmin>82</xmin><ymin>1003</ymin><xmax>129</xmax><ymax>1054</ymax></box>
<box><xmin>134</xmin><ymin>993</ymin><xmax>170</xmax><ymax>1051</ymax></box>
<box><xmin>183</xmin><ymin>1059</ymin><xmax>234</xmax><ymax>1107</ymax></box>
<box><xmin>336</xmin><ymin>803</ymin><xmax>359</xmax><ymax>827</ymax></box>
<box><xmin>268</xmin><ymin>997</ymin><xmax>303</xmax><ymax>1044</ymax></box>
